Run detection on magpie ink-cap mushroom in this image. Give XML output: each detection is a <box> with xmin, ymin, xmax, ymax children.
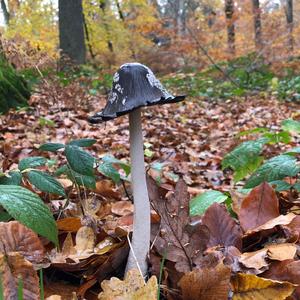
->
<box><xmin>89</xmin><ymin>63</ymin><xmax>185</xmax><ymax>276</ymax></box>
<box><xmin>88</xmin><ymin>62</ymin><xmax>185</xmax><ymax>123</ymax></box>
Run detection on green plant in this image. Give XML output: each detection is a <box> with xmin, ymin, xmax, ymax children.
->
<box><xmin>190</xmin><ymin>118</ymin><xmax>300</xmax><ymax>216</ymax></box>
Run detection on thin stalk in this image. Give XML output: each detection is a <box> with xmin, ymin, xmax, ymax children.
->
<box><xmin>125</xmin><ymin>108</ymin><xmax>150</xmax><ymax>276</ymax></box>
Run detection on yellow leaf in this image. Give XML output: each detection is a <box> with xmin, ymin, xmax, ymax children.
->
<box><xmin>98</xmin><ymin>269</ymin><xmax>157</xmax><ymax>300</ymax></box>
<box><xmin>231</xmin><ymin>273</ymin><xmax>296</xmax><ymax>300</ymax></box>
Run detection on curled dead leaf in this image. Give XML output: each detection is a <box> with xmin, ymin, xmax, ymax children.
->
<box><xmin>239</xmin><ymin>182</ymin><xmax>280</xmax><ymax>232</ymax></box>
<box><xmin>231</xmin><ymin>273</ymin><xmax>296</xmax><ymax>300</ymax></box>
<box><xmin>98</xmin><ymin>269</ymin><xmax>157</xmax><ymax>300</ymax></box>
<box><xmin>0</xmin><ymin>252</ymin><xmax>40</xmax><ymax>300</ymax></box>
<box><xmin>75</xmin><ymin>226</ymin><xmax>95</xmax><ymax>253</ymax></box>
<box><xmin>239</xmin><ymin>249</ymin><xmax>269</xmax><ymax>271</ymax></box>
<box><xmin>245</xmin><ymin>213</ymin><xmax>296</xmax><ymax>235</ymax></box>
<box><xmin>0</xmin><ymin>221</ymin><xmax>45</xmax><ymax>265</ymax></box>
<box><xmin>266</xmin><ymin>243</ymin><xmax>297</xmax><ymax>261</ymax></box>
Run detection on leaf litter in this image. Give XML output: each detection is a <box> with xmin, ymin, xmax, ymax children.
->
<box><xmin>1</xmin><ymin>86</ymin><xmax>300</xmax><ymax>298</ymax></box>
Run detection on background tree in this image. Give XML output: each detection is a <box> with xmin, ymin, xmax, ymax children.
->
<box><xmin>282</xmin><ymin>0</ymin><xmax>293</xmax><ymax>52</ymax></box>
<box><xmin>58</xmin><ymin>0</ymin><xmax>86</xmax><ymax>65</ymax></box>
<box><xmin>225</xmin><ymin>0</ymin><xmax>235</xmax><ymax>57</ymax></box>
<box><xmin>0</xmin><ymin>0</ymin><xmax>10</xmax><ymax>25</ymax></box>
<box><xmin>252</xmin><ymin>0</ymin><xmax>263</xmax><ymax>51</ymax></box>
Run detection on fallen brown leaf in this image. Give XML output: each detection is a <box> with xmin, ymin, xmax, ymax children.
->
<box><xmin>231</xmin><ymin>273</ymin><xmax>296</xmax><ymax>300</ymax></box>
<box><xmin>178</xmin><ymin>262</ymin><xmax>231</xmax><ymax>300</ymax></box>
<box><xmin>245</xmin><ymin>213</ymin><xmax>296</xmax><ymax>235</ymax></box>
<box><xmin>202</xmin><ymin>203</ymin><xmax>242</xmax><ymax>250</ymax></box>
<box><xmin>0</xmin><ymin>221</ymin><xmax>45</xmax><ymax>265</ymax></box>
<box><xmin>239</xmin><ymin>182</ymin><xmax>280</xmax><ymax>232</ymax></box>
<box><xmin>57</xmin><ymin>217</ymin><xmax>82</xmax><ymax>232</ymax></box>
<box><xmin>239</xmin><ymin>249</ymin><xmax>269</xmax><ymax>271</ymax></box>
<box><xmin>266</xmin><ymin>243</ymin><xmax>297</xmax><ymax>261</ymax></box>
<box><xmin>0</xmin><ymin>252</ymin><xmax>40</xmax><ymax>300</ymax></box>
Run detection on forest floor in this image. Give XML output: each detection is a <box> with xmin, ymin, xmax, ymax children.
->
<box><xmin>1</xmin><ymin>92</ymin><xmax>297</xmax><ymax>193</ymax></box>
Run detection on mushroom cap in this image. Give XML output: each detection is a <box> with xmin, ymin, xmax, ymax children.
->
<box><xmin>88</xmin><ymin>62</ymin><xmax>185</xmax><ymax>123</ymax></box>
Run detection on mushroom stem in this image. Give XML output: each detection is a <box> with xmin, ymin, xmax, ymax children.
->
<box><xmin>125</xmin><ymin>107</ymin><xmax>150</xmax><ymax>276</ymax></box>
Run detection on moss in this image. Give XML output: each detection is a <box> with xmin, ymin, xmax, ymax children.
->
<box><xmin>0</xmin><ymin>54</ymin><xmax>30</xmax><ymax>114</ymax></box>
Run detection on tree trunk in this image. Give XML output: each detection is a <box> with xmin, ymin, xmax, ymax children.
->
<box><xmin>0</xmin><ymin>0</ymin><xmax>10</xmax><ymax>25</ymax></box>
<box><xmin>252</xmin><ymin>0</ymin><xmax>263</xmax><ymax>51</ymax></box>
<box><xmin>58</xmin><ymin>0</ymin><xmax>86</xmax><ymax>65</ymax></box>
<box><xmin>176</xmin><ymin>0</ymin><xmax>186</xmax><ymax>36</ymax></box>
<box><xmin>225</xmin><ymin>0</ymin><xmax>235</xmax><ymax>57</ymax></box>
<box><xmin>283</xmin><ymin>0</ymin><xmax>293</xmax><ymax>53</ymax></box>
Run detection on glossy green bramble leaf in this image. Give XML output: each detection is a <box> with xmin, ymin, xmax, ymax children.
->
<box><xmin>190</xmin><ymin>190</ymin><xmax>228</xmax><ymax>216</ymax></box>
<box><xmin>27</xmin><ymin>170</ymin><xmax>66</xmax><ymax>196</ymax></box>
<box><xmin>0</xmin><ymin>185</ymin><xmax>58</xmax><ymax>245</ymax></box>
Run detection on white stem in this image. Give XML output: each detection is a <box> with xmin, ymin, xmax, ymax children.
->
<box><xmin>125</xmin><ymin>108</ymin><xmax>150</xmax><ymax>276</ymax></box>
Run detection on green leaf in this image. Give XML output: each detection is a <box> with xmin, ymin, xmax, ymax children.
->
<box><xmin>68</xmin><ymin>138</ymin><xmax>96</xmax><ymax>147</ymax></box>
<box><xmin>55</xmin><ymin>164</ymin><xmax>96</xmax><ymax>189</ymax></box>
<box><xmin>263</xmin><ymin>131</ymin><xmax>291</xmax><ymax>144</ymax></box>
<box><xmin>27</xmin><ymin>170</ymin><xmax>66</xmax><ymax>196</ymax></box>
<box><xmin>102</xmin><ymin>155</ymin><xmax>131</xmax><ymax>176</ymax></box>
<box><xmin>190</xmin><ymin>190</ymin><xmax>228</xmax><ymax>216</ymax></box>
<box><xmin>0</xmin><ymin>212</ymin><xmax>11</xmax><ymax>222</ymax></box>
<box><xmin>237</xmin><ymin>127</ymin><xmax>269</xmax><ymax>137</ymax></box>
<box><xmin>269</xmin><ymin>180</ymin><xmax>292</xmax><ymax>192</ymax></box>
<box><xmin>0</xmin><ymin>171</ymin><xmax>22</xmax><ymax>185</ymax></box>
<box><xmin>281</xmin><ymin>119</ymin><xmax>300</xmax><ymax>133</ymax></box>
<box><xmin>98</xmin><ymin>163</ymin><xmax>120</xmax><ymax>183</ymax></box>
<box><xmin>284</xmin><ymin>147</ymin><xmax>300</xmax><ymax>155</ymax></box>
<box><xmin>144</xmin><ymin>148</ymin><xmax>154</xmax><ymax>158</ymax></box>
<box><xmin>39</xmin><ymin>143</ymin><xmax>65</xmax><ymax>152</ymax></box>
<box><xmin>70</xmin><ymin>172</ymin><xmax>96</xmax><ymax>189</ymax></box>
<box><xmin>38</xmin><ymin>117</ymin><xmax>55</xmax><ymax>127</ymax></box>
<box><xmin>245</xmin><ymin>155</ymin><xmax>299</xmax><ymax>188</ymax></box>
<box><xmin>0</xmin><ymin>185</ymin><xmax>58</xmax><ymax>245</ymax></box>
<box><xmin>222</xmin><ymin>139</ymin><xmax>267</xmax><ymax>182</ymax></box>
<box><xmin>65</xmin><ymin>145</ymin><xmax>95</xmax><ymax>176</ymax></box>
<box><xmin>19</xmin><ymin>156</ymin><xmax>47</xmax><ymax>171</ymax></box>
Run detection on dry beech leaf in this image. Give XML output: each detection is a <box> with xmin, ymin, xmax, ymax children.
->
<box><xmin>0</xmin><ymin>252</ymin><xmax>40</xmax><ymax>300</ymax></box>
<box><xmin>231</xmin><ymin>273</ymin><xmax>296</xmax><ymax>300</ymax></box>
<box><xmin>57</xmin><ymin>217</ymin><xmax>82</xmax><ymax>232</ymax></box>
<box><xmin>266</xmin><ymin>243</ymin><xmax>297</xmax><ymax>261</ymax></box>
<box><xmin>245</xmin><ymin>213</ymin><xmax>296</xmax><ymax>235</ymax></box>
<box><xmin>239</xmin><ymin>249</ymin><xmax>268</xmax><ymax>271</ymax></box>
<box><xmin>111</xmin><ymin>201</ymin><xmax>134</xmax><ymax>216</ymax></box>
<box><xmin>62</xmin><ymin>232</ymin><xmax>76</xmax><ymax>256</ymax></box>
<box><xmin>45</xmin><ymin>296</ymin><xmax>62</xmax><ymax>300</ymax></box>
<box><xmin>202</xmin><ymin>203</ymin><xmax>242</xmax><ymax>250</ymax></box>
<box><xmin>75</xmin><ymin>226</ymin><xmax>95</xmax><ymax>253</ymax></box>
<box><xmin>178</xmin><ymin>262</ymin><xmax>231</xmax><ymax>300</ymax></box>
<box><xmin>149</xmin><ymin>177</ymin><xmax>209</xmax><ymax>273</ymax></box>
<box><xmin>239</xmin><ymin>182</ymin><xmax>279</xmax><ymax>232</ymax></box>
<box><xmin>0</xmin><ymin>221</ymin><xmax>45</xmax><ymax>265</ymax></box>
<box><xmin>94</xmin><ymin>180</ymin><xmax>121</xmax><ymax>199</ymax></box>
<box><xmin>263</xmin><ymin>260</ymin><xmax>300</xmax><ymax>298</ymax></box>
<box><xmin>98</xmin><ymin>269</ymin><xmax>157</xmax><ymax>300</ymax></box>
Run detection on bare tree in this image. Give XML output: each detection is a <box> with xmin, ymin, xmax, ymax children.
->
<box><xmin>58</xmin><ymin>0</ymin><xmax>86</xmax><ymax>65</ymax></box>
<box><xmin>0</xmin><ymin>0</ymin><xmax>10</xmax><ymax>25</ymax></box>
<box><xmin>225</xmin><ymin>0</ymin><xmax>235</xmax><ymax>56</ymax></box>
<box><xmin>252</xmin><ymin>0</ymin><xmax>263</xmax><ymax>51</ymax></box>
<box><xmin>282</xmin><ymin>0</ymin><xmax>293</xmax><ymax>52</ymax></box>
